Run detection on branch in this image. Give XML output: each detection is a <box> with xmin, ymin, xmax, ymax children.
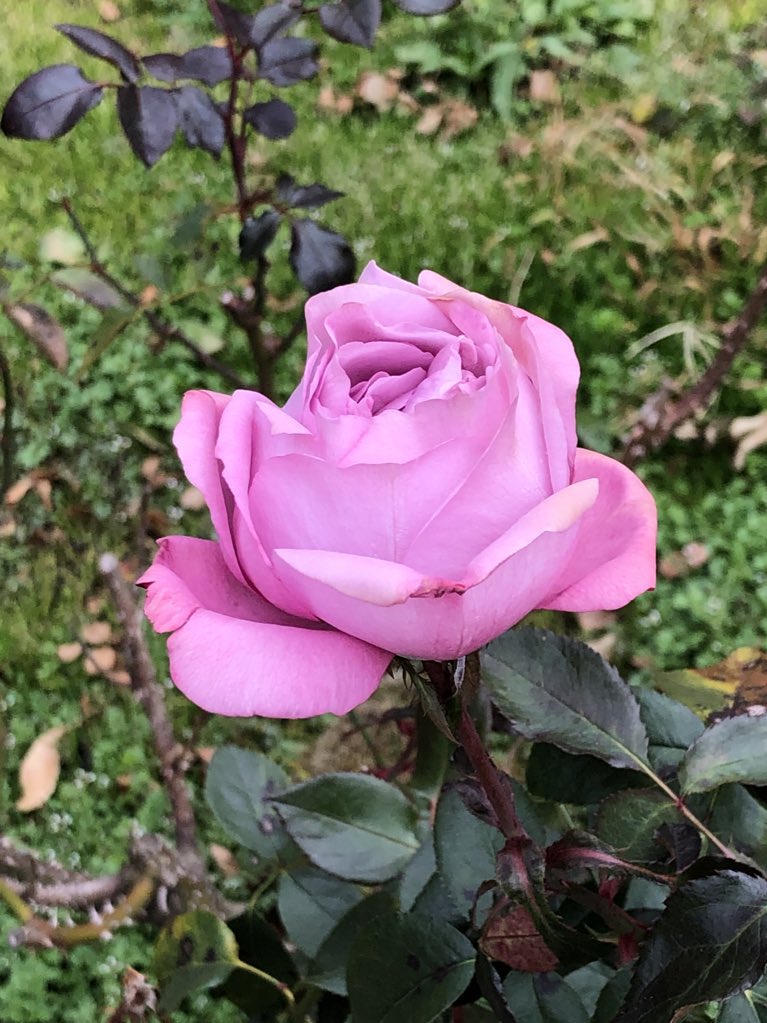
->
<box><xmin>0</xmin><ymin>341</ymin><xmax>15</xmax><ymax>500</ymax></box>
<box><xmin>623</xmin><ymin>262</ymin><xmax>767</xmax><ymax>466</ymax></box>
<box><xmin>60</xmin><ymin>198</ymin><xmax>247</xmax><ymax>390</ymax></box>
<box><xmin>99</xmin><ymin>554</ymin><xmax>201</xmax><ymax>864</ymax></box>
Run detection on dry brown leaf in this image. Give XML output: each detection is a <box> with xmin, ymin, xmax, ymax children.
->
<box><xmin>180</xmin><ymin>486</ymin><xmax>206</xmax><ymax>511</ymax></box>
<box><xmin>6</xmin><ymin>303</ymin><xmax>68</xmax><ymax>370</ymax></box>
<box><xmin>630</xmin><ymin>93</ymin><xmax>657</xmax><ymax>124</ymax></box>
<box><xmin>80</xmin><ymin>621</ymin><xmax>113</xmax><ymax>645</ymax></box>
<box><xmin>577</xmin><ymin>610</ymin><xmax>617</xmax><ymax>632</ymax></box>
<box><xmin>731</xmin><ymin>411</ymin><xmax>767</xmax><ymax>469</ymax></box>
<box><xmin>529</xmin><ymin>70</ymin><xmax>560</xmax><ymax>105</ymax></box>
<box><xmin>568</xmin><ymin>227</ymin><xmax>609</xmax><ymax>252</ymax></box>
<box><xmin>57</xmin><ymin>641</ymin><xmax>83</xmax><ymax>664</ymax></box>
<box><xmin>107</xmin><ymin>669</ymin><xmax>132</xmax><ymax>686</ymax></box>
<box><xmin>195</xmin><ymin>746</ymin><xmax>216</xmax><ymax>764</ymax></box>
<box><xmin>356</xmin><ymin>71</ymin><xmax>399</xmax><ymax>112</ymax></box>
<box><xmin>0</xmin><ymin>519</ymin><xmax>16</xmax><ymax>539</ymax></box>
<box><xmin>442</xmin><ymin>99</ymin><xmax>478</xmax><ymax>140</ymax></box>
<box><xmin>141</xmin><ymin>456</ymin><xmax>162</xmax><ymax>484</ymax></box>
<box><xmin>98</xmin><ymin>0</ymin><xmax>121</xmax><ymax>21</ymax></box>
<box><xmin>499</xmin><ymin>135</ymin><xmax>534</xmax><ymax>163</ymax></box>
<box><xmin>416</xmin><ymin>105</ymin><xmax>443</xmax><ymax>135</ymax></box>
<box><xmin>16</xmin><ymin>725</ymin><xmax>68</xmax><ymax>812</ymax></box>
<box><xmin>83</xmin><ymin>646</ymin><xmax>117</xmax><ymax>675</ymax></box>
<box><xmin>712</xmin><ymin>150</ymin><xmax>735</xmax><ymax>174</ymax></box>
<box><xmin>34</xmin><ymin>477</ymin><xmax>53</xmax><ymax>510</ymax></box>
<box><xmin>139</xmin><ymin>285</ymin><xmax>159</xmax><ymax>306</ymax></box>
<box><xmin>682</xmin><ymin>542</ymin><xmax>709</xmax><ymax>568</ymax></box>
<box><xmin>210</xmin><ymin>843</ymin><xmax>240</xmax><ymax>878</ymax></box>
<box><xmin>4</xmin><ymin>476</ymin><xmax>34</xmax><ymax>505</ymax></box>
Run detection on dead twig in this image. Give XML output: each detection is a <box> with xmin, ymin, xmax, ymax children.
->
<box><xmin>623</xmin><ymin>262</ymin><xmax>767</xmax><ymax>466</ymax></box>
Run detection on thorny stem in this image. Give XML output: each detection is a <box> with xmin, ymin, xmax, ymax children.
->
<box><xmin>206</xmin><ymin>0</ymin><xmax>249</xmax><ymax>218</ymax></box>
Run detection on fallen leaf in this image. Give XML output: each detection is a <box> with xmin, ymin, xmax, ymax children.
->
<box><xmin>6</xmin><ymin>303</ymin><xmax>68</xmax><ymax>370</ymax></box>
<box><xmin>4</xmin><ymin>476</ymin><xmax>34</xmax><ymax>506</ymax></box>
<box><xmin>195</xmin><ymin>746</ymin><xmax>216</xmax><ymax>764</ymax></box>
<box><xmin>98</xmin><ymin>0</ymin><xmax>122</xmax><ymax>21</ymax></box>
<box><xmin>57</xmin><ymin>641</ymin><xmax>83</xmax><ymax>664</ymax></box>
<box><xmin>529</xmin><ymin>70</ymin><xmax>560</xmax><ymax>104</ymax></box>
<box><xmin>655</xmin><ymin>647</ymin><xmax>767</xmax><ymax>718</ymax></box>
<box><xmin>34</xmin><ymin>478</ymin><xmax>52</xmax><ymax>510</ymax></box>
<box><xmin>731</xmin><ymin>410</ymin><xmax>767</xmax><ymax>469</ymax></box>
<box><xmin>577</xmin><ymin>611</ymin><xmax>617</xmax><ymax>633</ymax></box>
<box><xmin>499</xmin><ymin>135</ymin><xmax>534</xmax><ymax>163</ymax></box>
<box><xmin>210</xmin><ymin>843</ymin><xmax>240</xmax><ymax>878</ymax></box>
<box><xmin>115</xmin><ymin>774</ymin><xmax>133</xmax><ymax>789</ymax></box>
<box><xmin>356</xmin><ymin>71</ymin><xmax>399</xmax><ymax>112</ymax></box>
<box><xmin>16</xmin><ymin>725</ymin><xmax>68</xmax><ymax>812</ymax></box>
<box><xmin>80</xmin><ymin>621</ymin><xmax>113</xmax><ymax>645</ymax></box>
<box><xmin>681</xmin><ymin>542</ymin><xmax>709</xmax><ymax>568</ymax></box>
<box><xmin>179</xmin><ymin>486</ymin><xmax>206</xmax><ymax>511</ymax></box>
<box><xmin>567</xmin><ymin>227</ymin><xmax>609</xmax><ymax>252</ymax></box>
<box><xmin>712</xmin><ymin>150</ymin><xmax>735</xmax><ymax>174</ymax></box>
<box><xmin>107</xmin><ymin>670</ymin><xmax>132</xmax><ymax>687</ymax></box>
<box><xmin>416</xmin><ymin>105</ymin><xmax>443</xmax><ymax>135</ymax></box>
<box><xmin>83</xmin><ymin>646</ymin><xmax>117</xmax><ymax>675</ymax></box>
<box><xmin>631</xmin><ymin>93</ymin><xmax>657</xmax><ymax>124</ymax></box>
<box><xmin>441</xmin><ymin>99</ymin><xmax>478</xmax><ymax>140</ymax></box>
<box><xmin>141</xmin><ymin>456</ymin><xmax>162</xmax><ymax>484</ymax></box>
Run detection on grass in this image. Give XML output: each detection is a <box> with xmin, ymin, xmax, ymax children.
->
<box><xmin>1</xmin><ymin>0</ymin><xmax>767</xmax><ymax>1018</ymax></box>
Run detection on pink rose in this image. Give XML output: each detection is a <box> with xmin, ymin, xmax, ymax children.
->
<box><xmin>139</xmin><ymin>263</ymin><xmax>656</xmax><ymax>718</ymax></box>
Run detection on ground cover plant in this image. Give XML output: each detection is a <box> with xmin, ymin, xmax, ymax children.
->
<box><xmin>1</xmin><ymin>0</ymin><xmax>767</xmax><ymax>1020</ymax></box>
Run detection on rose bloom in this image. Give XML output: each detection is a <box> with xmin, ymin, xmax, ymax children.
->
<box><xmin>139</xmin><ymin>264</ymin><xmax>656</xmax><ymax>718</ymax></box>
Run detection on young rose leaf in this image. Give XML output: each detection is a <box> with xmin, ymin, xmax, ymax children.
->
<box><xmin>244</xmin><ymin>98</ymin><xmax>296</xmax><ymax>139</ymax></box>
<box><xmin>1</xmin><ymin>65</ymin><xmax>104</xmax><ymax>140</ymax></box>
<box><xmin>55</xmin><ymin>24</ymin><xmax>140</xmax><ymax>83</ymax></box>
<box><xmin>502</xmin><ymin>971</ymin><xmax>590</xmax><ymax>1023</ymax></box>
<box><xmin>258</xmin><ymin>38</ymin><xmax>319</xmax><ymax>87</ymax></box>
<box><xmin>290</xmin><ymin>219</ymin><xmax>356</xmax><ymax>295</ymax></box>
<box><xmin>278</xmin><ymin>864</ymin><xmax>363</xmax><ymax>958</ymax></box>
<box><xmin>143</xmin><ymin>47</ymin><xmax>233</xmax><ymax>87</ymax></box>
<box><xmin>434</xmin><ymin>786</ymin><xmax>504</xmax><ymax>920</ymax></box>
<box><xmin>116</xmin><ymin>84</ymin><xmax>178</xmax><ymax>167</ymax></box>
<box><xmin>174</xmin><ymin>86</ymin><xmax>224</xmax><ymax>157</ymax></box>
<box><xmin>277</xmin><ymin>173</ymin><xmax>344</xmax><ymax>209</ymax></box>
<box><xmin>205</xmin><ymin>746</ymin><xmax>292</xmax><ymax>862</ymax></box>
<box><xmin>595</xmin><ymin>789</ymin><xmax>682</xmax><ymax>866</ymax></box>
<box><xmin>273</xmin><ymin>773</ymin><xmax>420</xmax><ymax>883</ymax></box>
<box><xmin>319</xmin><ymin>0</ymin><xmax>382</xmax><ymax>48</ymax></box>
<box><xmin>679</xmin><ymin>715</ymin><xmax>767</xmax><ymax>794</ymax></box>
<box><xmin>307</xmin><ymin>890</ymin><xmax>394</xmax><ymax>994</ymax></box>
<box><xmin>239</xmin><ymin>210</ymin><xmax>281</xmax><ymax>261</ymax></box>
<box><xmin>526</xmin><ymin>744</ymin><xmax>646</xmax><ymax>806</ymax></box>
<box><xmin>221</xmin><ymin>909</ymin><xmax>297</xmax><ymax>1017</ymax></box>
<box><xmin>6</xmin><ymin>303</ymin><xmax>68</xmax><ymax>371</ymax></box>
<box><xmin>251</xmin><ymin>3</ymin><xmax>301</xmax><ymax>48</ymax></box>
<box><xmin>347</xmin><ymin>910</ymin><xmax>476</xmax><ymax>1023</ymax></box>
<box><xmin>483</xmin><ymin>628</ymin><xmax>650</xmax><ymax>770</ymax></box>
<box><xmin>211</xmin><ymin>0</ymin><xmax>257</xmax><ymax>46</ymax></box>
<box><xmin>153</xmin><ymin>910</ymin><xmax>239</xmax><ymax>1012</ymax></box>
<box><xmin>51</xmin><ymin>267</ymin><xmax>124</xmax><ymax>310</ymax></box>
<box><xmin>616</xmin><ymin>865</ymin><xmax>767</xmax><ymax>1023</ymax></box>
<box><xmin>545</xmin><ymin>830</ymin><xmax>672</xmax><ymax>883</ymax></box>
<box><xmin>391</xmin><ymin>0</ymin><xmax>459</xmax><ymax>12</ymax></box>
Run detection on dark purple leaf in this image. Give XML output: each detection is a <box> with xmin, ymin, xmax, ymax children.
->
<box><xmin>391</xmin><ymin>0</ymin><xmax>459</xmax><ymax>12</ymax></box>
<box><xmin>116</xmin><ymin>85</ymin><xmax>179</xmax><ymax>167</ymax></box>
<box><xmin>55</xmin><ymin>23</ymin><xmax>140</xmax><ymax>83</ymax></box>
<box><xmin>319</xmin><ymin>0</ymin><xmax>381</xmax><ymax>47</ymax></box>
<box><xmin>290</xmin><ymin>219</ymin><xmax>355</xmax><ymax>294</ymax></box>
<box><xmin>211</xmin><ymin>0</ymin><xmax>256</xmax><ymax>47</ymax></box>
<box><xmin>251</xmin><ymin>4</ymin><xmax>301</xmax><ymax>48</ymax></box>
<box><xmin>277</xmin><ymin>173</ymin><xmax>344</xmax><ymax>209</ymax></box>
<box><xmin>244</xmin><ymin>98</ymin><xmax>296</xmax><ymax>139</ymax></box>
<box><xmin>173</xmin><ymin>86</ymin><xmax>224</xmax><ymax>157</ymax></box>
<box><xmin>239</xmin><ymin>210</ymin><xmax>281</xmax><ymax>260</ymax></box>
<box><xmin>1</xmin><ymin>65</ymin><xmax>104</xmax><ymax>141</ymax></box>
<box><xmin>259</xmin><ymin>38</ymin><xmax>319</xmax><ymax>87</ymax></box>
<box><xmin>143</xmin><ymin>47</ymin><xmax>233</xmax><ymax>87</ymax></box>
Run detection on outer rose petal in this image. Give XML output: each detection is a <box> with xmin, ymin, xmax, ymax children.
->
<box><xmin>138</xmin><ymin>536</ymin><xmax>391</xmax><ymax>718</ymax></box>
<box><xmin>541</xmin><ymin>448</ymin><xmax>657</xmax><ymax>611</ymax></box>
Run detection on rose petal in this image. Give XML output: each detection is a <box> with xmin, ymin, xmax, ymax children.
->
<box><xmin>542</xmin><ymin>448</ymin><xmax>657</xmax><ymax>611</ymax></box>
<box><xmin>139</xmin><ymin>536</ymin><xmax>390</xmax><ymax>717</ymax></box>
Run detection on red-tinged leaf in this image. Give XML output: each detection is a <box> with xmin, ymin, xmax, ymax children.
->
<box><xmin>1</xmin><ymin>65</ymin><xmax>103</xmax><ymax>140</ymax></box>
<box><xmin>319</xmin><ymin>0</ymin><xmax>381</xmax><ymax>48</ymax></box>
<box><xmin>6</xmin><ymin>303</ymin><xmax>68</xmax><ymax>370</ymax></box>
<box><xmin>480</xmin><ymin>898</ymin><xmax>558</xmax><ymax>972</ymax></box>
<box><xmin>117</xmin><ymin>84</ymin><xmax>178</xmax><ymax>167</ymax></box>
<box><xmin>55</xmin><ymin>23</ymin><xmax>140</xmax><ymax>83</ymax></box>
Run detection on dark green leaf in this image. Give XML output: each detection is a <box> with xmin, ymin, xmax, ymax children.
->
<box><xmin>319</xmin><ymin>0</ymin><xmax>381</xmax><ymax>48</ymax></box>
<box><xmin>289</xmin><ymin>219</ymin><xmax>356</xmax><ymax>294</ymax></box>
<box><xmin>503</xmin><ymin>972</ymin><xmax>590</xmax><ymax>1023</ymax></box>
<box><xmin>274</xmin><ymin>772</ymin><xmax>420</xmax><ymax>883</ymax></box>
<box><xmin>635</xmin><ymin>687</ymin><xmax>705</xmax><ymax>771</ymax></box>
<box><xmin>596</xmin><ymin>789</ymin><xmax>681</xmax><ymax>866</ymax></box>
<box><xmin>55</xmin><ymin>24</ymin><xmax>140</xmax><ymax>83</ymax></box>
<box><xmin>709</xmin><ymin>785</ymin><xmax>767</xmax><ymax>868</ymax></box>
<box><xmin>483</xmin><ymin>629</ymin><xmax>649</xmax><ymax>770</ymax></box>
<box><xmin>565</xmin><ymin>963</ymin><xmax>616</xmax><ymax>1017</ymax></box>
<box><xmin>347</xmin><ymin>910</ymin><xmax>476</xmax><ymax>1023</ymax></box>
<box><xmin>204</xmin><ymin>746</ymin><xmax>291</xmax><ymax>862</ymax></box>
<box><xmin>616</xmin><ymin>866</ymin><xmax>767</xmax><ymax>1023</ymax></box>
<box><xmin>399</xmin><ymin>834</ymin><xmax>437</xmax><ymax>912</ymax></box>
<box><xmin>308</xmin><ymin>890</ymin><xmax>394</xmax><ymax>995</ymax></box>
<box><xmin>51</xmin><ymin>267</ymin><xmax>124</xmax><ymax>310</ymax></box>
<box><xmin>153</xmin><ymin>910</ymin><xmax>238</xmax><ymax>1012</ymax></box>
<box><xmin>116</xmin><ymin>84</ymin><xmax>178</xmax><ymax>167</ymax></box>
<box><xmin>680</xmin><ymin>716</ymin><xmax>767</xmax><ymax>794</ymax></box>
<box><xmin>593</xmin><ymin>968</ymin><xmax>632</xmax><ymax>1023</ymax></box>
<box><xmin>526</xmin><ymin>744</ymin><xmax>645</xmax><ymax>806</ymax></box>
<box><xmin>718</xmin><ymin>993</ymin><xmax>761</xmax><ymax>1023</ymax></box>
<box><xmin>278</xmin><ymin>864</ymin><xmax>363</xmax><ymax>958</ymax></box>
<box><xmin>222</xmin><ymin>909</ymin><xmax>296</xmax><ymax>1015</ymax></box>
<box><xmin>434</xmin><ymin>786</ymin><xmax>503</xmax><ymax>920</ymax></box>
<box><xmin>1</xmin><ymin>65</ymin><xmax>103</xmax><ymax>141</ymax></box>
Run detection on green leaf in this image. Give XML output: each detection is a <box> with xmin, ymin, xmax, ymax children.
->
<box><xmin>221</xmin><ymin>909</ymin><xmax>296</xmax><ymax>1016</ymax></box>
<box><xmin>635</xmin><ymin>687</ymin><xmax>705</xmax><ymax>771</ymax></box>
<box><xmin>717</xmin><ymin>993</ymin><xmax>761</xmax><ymax>1023</ymax></box>
<box><xmin>51</xmin><ymin>267</ymin><xmax>124</xmax><ymax>309</ymax></box>
<box><xmin>347</xmin><ymin>910</ymin><xmax>476</xmax><ymax>1023</ymax></box>
<box><xmin>77</xmin><ymin>306</ymin><xmax>137</xmax><ymax>377</ymax></box>
<box><xmin>308</xmin><ymin>890</ymin><xmax>394</xmax><ymax>995</ymax></box>
<box><xmin>277</xmin><ymin>864</ymin><xmax>363</xmax><ymax>958</ymax></box>
<box><xmin>526</xmin><ymin>744</ymin><xmax>646</xmax><ymax>806</ymax></box>
<box><xmin>274</xmin><ymin>772</ymin><xmax>420</xmax><ymax>883</ymax></box>
<box><xmin>204</xmin><ymin>746</ymin><xmax>292</xmax><ymax>862</ymax></box>
<box><xmin>399</xmin><ymin>834</ymin><xmax>437</xmax><ymax>912</ymax></box>
<box><xmin>708</xmin><ymin>786</ymin><xmax>767</xmax><ymax>868</ymax></box>
<box><xmin>565</xmin><ymin>963</ymin><xmax>616</xmax><ymax>1017</ymax></box>
<box><xmin>680</xmin><ymin>716</ymin><xmax>767</xmax><ymax>794</ymax></box>
<box><xmin>434</xmin><ymin>786</ymin><xmax>504</xmax><ymax>920</ymax></box>
<box><xmin>153</xmin><ymin>910</ymin><xmax>239</xmax><ymax>1012</ymax></box>
<box><xmin>593</xmin><ymin>968</ymin><xmax>632</xmax><ymax>1023</ymax></box>
<box><xmin>502</xmin><ymin>972</ymin><xmax>590</xmax><ymax>1023</ymax></box>
<box><xmin>483</xmin><ymin>629</ymin><xmax>649</xmax><ymax>770</ymax></box>
<box><xmin>616</xmin><ymin>866</ymin><xmax>767</xmax><ymax>1023</ymax></box>
<box><xmin>595</xmin><ymin>789</ymin><xmax>682</xmax><ymax>866</ymax></box>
